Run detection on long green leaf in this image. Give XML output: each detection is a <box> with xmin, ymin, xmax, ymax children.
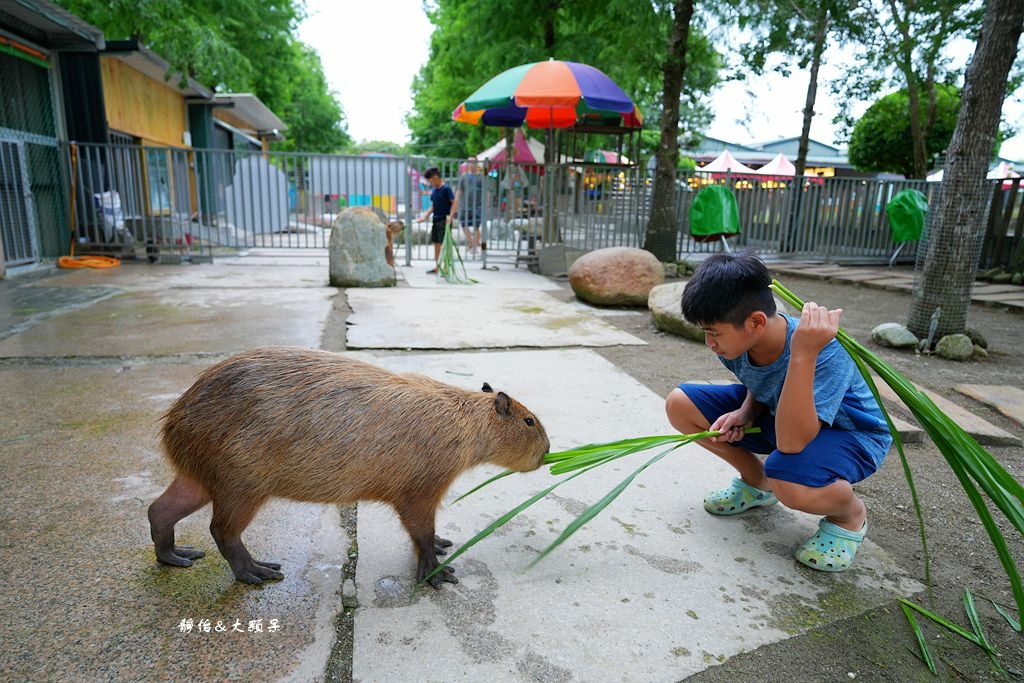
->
<box><xmin>897</xmin><ymin>598</ymin><xmax>984</xmax><ymax>646</ymax></box>
<box><xmin>900</xmin><ymin>602</ymin><xmax>937</xmax><ymax>674</ymax></box>
<box><xmin>418</xmin><ymin>459</ymin><xmax>604</xmax><ymax>586</ymax></box>
<box><xmin>529</xmin><ymin>443</ymin><xmax>684</xmax><ymax>567</ymax></box>
<box><xmin>986</xmin><ymin>597</ymin><xmax>1022</xmax><ymax>633</ymax></box>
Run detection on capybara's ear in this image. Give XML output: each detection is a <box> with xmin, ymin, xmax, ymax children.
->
<box><xmin>494</xmin><ymin>391</ymin><xmax>511</xmax><ymax>416</ymax></box>
<box><xmin>481</xmin><ymin>382</ymin><xmax>493</xmax><ymax>393</ymax></box>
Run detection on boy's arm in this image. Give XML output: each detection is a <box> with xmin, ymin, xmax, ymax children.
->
<box><xmin>775</xmin><ymin>302</ymin><xmax>842</xmax><ymax>453</ymax></box>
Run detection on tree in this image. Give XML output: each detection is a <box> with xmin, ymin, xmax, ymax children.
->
<box><xmin>729</xmin><ymin>0</ymin><xmax>860</xmax><ymax>176</ymax></box>
<box><xmin>55</xmin><ymin>0</ymin><xmax>350</xmax><ymax>151</ymax></box>
<box><xmin>643</xmin><ymin>0</ymin><xmax>695</xmax><ymax>261</ymax></box>
<box><xmin>847</xmin><ymin>85</ymin><xmax>960</xmax><ymax>177</ymax></box>
<box><xmin>832</xmin><ymin>0</ymin><xmax>982</xmax><ymax>178</ymax></box>
<box><xmin>907</xmin><ymin>1</ymin><xmax>1024</xmax><ymax>339</ymax></box>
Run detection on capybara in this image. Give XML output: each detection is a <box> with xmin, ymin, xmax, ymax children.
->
<box><xmin>384</xmin><ymin>220</ymin><xmax>404</xmax><ymax>266</ymax></box>
<box><xmin>148</xmin><ymin>347</ymin><xmax>550</xmax><ymax>587</ymax></box>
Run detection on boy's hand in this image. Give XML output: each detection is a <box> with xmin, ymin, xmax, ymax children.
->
<box><xmin>791</xmin><ymin>302</ymin><xmax>842</xmax><ymax>359</ymax></box>
<box><xmin>710</xmin><ymin>409</ymin><xmax>754</xmax><ymax>443</ymax></box>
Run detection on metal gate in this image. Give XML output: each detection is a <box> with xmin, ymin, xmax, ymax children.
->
<box><xmin>0</xmin><ymin>139</ymin><xmax>39</xmax><ymax>268</ymax></box>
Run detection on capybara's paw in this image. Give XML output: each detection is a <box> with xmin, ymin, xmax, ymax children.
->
<box><xmin>156</xmin><ymin>547</ymin><xmax>202</xmax><ymax>567</ymax></box>
<box><xmin>174</xmin><ymin>545</ymin><xmax>206</xmax><ymax>560</ymax></box>
<box><xmin>233</xmin><ymin>560</ymin><xmax>285</xmax><ymax>584</ymax></box>
<box><xmin>434</xmin><ymin>535</ymin><xmax>453</xmax><ymax>556</ymax></box>
<box><xmin>427</xmin><ymin>565</ymin><xmax>459</xmax><ymax>589</ymax></box>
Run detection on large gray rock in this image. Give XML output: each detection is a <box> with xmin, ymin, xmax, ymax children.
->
<box><xmin>329</xmin><ymin>207</ymin><xmax>396</xmax><ymax>287</ymax></box>
<box><xmin>648</xmin><ymin>281</ymin><xmax>704</xmax><ymax>341</ymax></box>
<box><xmin>964</xmin><ymin>326</ymin><xmax>988</xmax><ymax>350</ymax></box>
<box><xmin>871</xmin><ymin>322</ymin><xmax>919</xmax><ymax>349</ymax></box>
<box><xmin>935</xmin><ymin>333</ymin><xmax>974</xmax><ymax>361</ymax></box>
<box><xmin>569</xmin><ymin>247</ymin><xmax>664</xmax><ymax>306</ymax></box>
<box><xmin>648</xmin><ymin>280</ymin><xmax>790</xmax><ymax>341</ymax></box>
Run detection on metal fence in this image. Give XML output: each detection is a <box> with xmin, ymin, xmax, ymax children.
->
<box><xmin>56</xmin><ymin>141</ymin><xmax>1015</xmax><ymax>270</ymax></box>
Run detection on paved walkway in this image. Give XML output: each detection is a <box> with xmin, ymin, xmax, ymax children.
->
<box><xmin>0</xmin><ymin>257</ymin><xmax>1019</xmax><ymax>682</ymax></box>
<box><xmin>768</xmin><ymin>261</ymin><xmax>1024</xmax><ymax>312</ymax></box>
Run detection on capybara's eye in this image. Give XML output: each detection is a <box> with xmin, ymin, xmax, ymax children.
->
<box><xmin>524</xmin><ymin>417</ymin><xmax>535</xmax><ymax>426</ymax></box>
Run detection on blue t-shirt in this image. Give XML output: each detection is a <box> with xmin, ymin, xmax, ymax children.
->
<box><xmin>719</xmin><ymin>314</ymin><xmax>892</xmax><ymax>463</ymax></box>
<box><xmin>431</xmin><ymin>184</ymin><xmax>455</xmax><ymax>220</ymax></box>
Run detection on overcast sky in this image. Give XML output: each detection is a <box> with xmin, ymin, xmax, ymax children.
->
<box><xmin>297</xmin><ymin>0</ymin><xmax>1024</xmax><ymax>160</ymax></box>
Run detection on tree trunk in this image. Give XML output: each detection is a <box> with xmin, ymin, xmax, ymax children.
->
<box><xmin>795</xmin><ymin>7</ymin><xmax>829</xmax><ymax>178</ymax></box>
<box><xmin>643</xmin><ymin>0</ymin><xmax>694</xmax><ymax>262</ymax></box>
<box><xmin>907</xmin><ymin>0</ymin><xmax>1024</xmax><ymax>339</ymax></box>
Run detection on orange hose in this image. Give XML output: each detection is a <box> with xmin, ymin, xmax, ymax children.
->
<box><xmin>58</xmin><ymin>255</ymin><xmax>121</xmax><ymax>269</ymax></box>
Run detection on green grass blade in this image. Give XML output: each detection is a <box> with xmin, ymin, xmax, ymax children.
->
<box><xmin>900</xmin><ymin>602</ymin><xmax>937</xmax><ymax>674</ymax></box>
<box><xmin>544</xmin><ymin>434</ymin><xmax>690</xmax><ymax>462</ymax></box>
<box><xmin>529</xmin><ymin>443</ymin><xmax>683</xmax><ymax>568</ymax></box>
<box><xmin>450</xmin><ymin>469</ymin><xmax>516</xmax><ymax>504</ymax></box>
<box><xmin>962</xmin><ymin>588</ymin><xmax>996</xmax><ymax>657</ymax></box>
<box><xmin>897</xmin><ymin>598</ymin><xmax>983</xmax><ymax>645</ymax></box>
<box><xmin>986</xmin><ymin>597</ymin><xmax>1022</xmax><ymax>633</ymax></box>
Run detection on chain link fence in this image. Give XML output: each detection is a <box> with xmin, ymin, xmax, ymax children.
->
<box><xmin>1</xmin><ymin>51</ymin><xmax>67</xmax><ymax>272</ymax></box>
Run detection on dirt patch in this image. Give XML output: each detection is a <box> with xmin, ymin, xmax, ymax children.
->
<box><xmin>546</xmin><ymin>273</ymin><xmax>1024</xmax><ymax>681</ymax></box>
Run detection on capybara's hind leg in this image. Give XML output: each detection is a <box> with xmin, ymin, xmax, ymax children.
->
<box><xmin>397</xmin><ymin>501</ymin><xmax>457</xmax><ymax>588</ymax></box>
<box><xmin>209</xmin><ymin>495</ymin><xmax>284</xmax><ymax>584</ymax></box>
<box><xmin>149</xmin><ymin>476</ymin><xmax>211</xmax><ymax>567</ymax></box>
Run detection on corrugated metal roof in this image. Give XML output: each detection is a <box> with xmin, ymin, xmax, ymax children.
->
<box><xmin>0</xmin><ymin>0</ymin><xmax>104</xmax><ymax>49</ymax></box>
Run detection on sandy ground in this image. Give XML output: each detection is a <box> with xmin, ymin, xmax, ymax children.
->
<box><xmin>558</xmin><ymin>272</ymin><xmax>1024</xmax><ymax>682</ymax></box>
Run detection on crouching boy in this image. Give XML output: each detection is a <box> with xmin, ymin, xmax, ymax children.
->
<box><xmin>665</xmin><ymin>252</ymin><xmax>892</xmax><ymax>571</ymax></box>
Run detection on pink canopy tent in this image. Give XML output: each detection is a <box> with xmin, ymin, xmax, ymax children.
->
<box><xmin>700</xmin><ymin>149</ymin><xmax>757</xmax><ymax>174</ymax></box>
<box><xmin>476</xmin><ymin>129</ymin><xmax>546</xmax><ymax>167</ymax></box>
<box><xmin>754</xmin><ymin>153</ymin><xmax>797</xmax><ymax>176</ymax></box>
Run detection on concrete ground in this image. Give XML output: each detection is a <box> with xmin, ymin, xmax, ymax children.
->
<box><xmin>0</xmin><ymin>258</ymin><xmax>938</xmax><ymax>682</ymax></box>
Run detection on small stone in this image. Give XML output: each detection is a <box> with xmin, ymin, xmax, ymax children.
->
<box><xmin>1013</xmin><ymin>272</ymin><xmax>1023</xmax><ymax>285</ymax></box>
<box><xmin>342</xmin><ymin>578</ymin><xmax>357</xmax><ymax>607</ymax></box>
<box><xmin>848</xmin><ymin>673</ymin><xmax>856</xmax><ymax>680</ymax></box>
<box><xmin>663</xmin><ymin>262</ymin><xmax>679</xmax><ymax>278</ymax></box>
<box><xmin>935</xmin><ymin>333</ymin><xmax>974</xmax><ymax>361</ymax></box>
<box><xmin>871</xmin><ymin>322</ymin><xmax>919</xmax><ymax>349</ymax></box>
<box><xmin>964</xmin><ymin>326</ymin><xmax>988</xmax><ymax>349</ymax></box>
<box><xmin>973</xmin><ymin>344</ymin><xmax>988</xmax><ymax>359</ymax></box>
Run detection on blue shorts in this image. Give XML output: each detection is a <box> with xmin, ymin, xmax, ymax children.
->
<box><xmin>678</xmin><ymin>383</ymin><xmax>883</xmax><ymax>488</ymax></box>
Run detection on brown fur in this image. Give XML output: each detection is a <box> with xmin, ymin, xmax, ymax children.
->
<box><xmin>147</xmin><ymin>347</ymin><xmax>549</xmax><ymax>587</ymax></box>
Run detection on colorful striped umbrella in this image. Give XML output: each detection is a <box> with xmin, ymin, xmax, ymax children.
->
<box><xmin>451</xmin><ymin>60</ymin><xmax>642</xmax><ymax>129</ymax></box>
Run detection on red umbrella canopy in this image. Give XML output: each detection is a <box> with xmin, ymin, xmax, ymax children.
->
<box><xmin>452</xmin><ymin>60</ymin><xmax>642</xmax><ymax>129</ymax></box>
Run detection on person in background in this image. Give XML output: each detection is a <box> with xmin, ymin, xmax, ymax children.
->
<box><xmin>453</xmin><ymin>157</ymin><xmax>485</xmax><ymax>259</ymax></box>
<box><xmin>417</xmin><ymin>167</ymin><xmax>455</xmax><ymax>274</ymax></box>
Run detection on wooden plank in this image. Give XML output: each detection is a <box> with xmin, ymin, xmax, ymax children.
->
<box><xmin>873</xmin><ymin>380</ymin><xmax>1021</xmax><ymax>446</ymax></box>
<box><xmin>954</xmin><ymin>384</ymin><xmax>1024</xmax><ymax>427</ymax></box>
<box><xmin>972</xmin><ymin>284</ymin><xmax>1024</xmax><ymax>295</ymax></box>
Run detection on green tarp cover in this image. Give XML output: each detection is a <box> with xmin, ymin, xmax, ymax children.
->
<box><xmin>885</xmin><ymin>189</ymin><xmax>927</xmax><ymax>243</ymax></box>
<box><xmin>689</xmin><ymin>185</ymin><xmax>741</xmax><ymax>238</ymax></box>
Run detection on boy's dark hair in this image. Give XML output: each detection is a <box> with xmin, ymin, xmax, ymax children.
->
<box><xmin>681</xmin><ymin>252</ymin><xmax>776</xmax><ymax>326</ymax></box>
<box><xmin>424</xmin><ymin>167</ymin><xmax>440</xmax><ymax>180</ymax></box>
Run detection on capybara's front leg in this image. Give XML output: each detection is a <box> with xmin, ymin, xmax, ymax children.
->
<box><xmin>149</xmin><ymin>475</ymin><xmax>210</xmax><ymax>567</ymax></box>
<box><xmin>397</xmin><ymin>503</ymin><xmax>458</xmax><ymax>588</ymax></box>
<box><xmin>209</xmin><ymin>496</ymin><xmax>284</xmax><ymax>584</ymax></box>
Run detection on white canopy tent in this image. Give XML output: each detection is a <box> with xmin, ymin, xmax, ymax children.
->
<box><xmin>700</xmin><ymin>149</ymin><xmax>757</xmax><ymax>174</ymax></box>
<box><xmin>754</xmin><ymin>153</ymin><xmax>797</xmax><ymax>176</ymax></box>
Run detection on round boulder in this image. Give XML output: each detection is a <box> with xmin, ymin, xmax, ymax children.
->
<box><xmin>569</xmin><ymin>247</ymin><xmax>664</xmax><ymax>306</ymax></box>
<box><xmin>648</xmin><ymin>280</ymin><xmax>792</xmax><ymax>341</ymax></box>
<box><xmin>871</xmin><ymin>322</ymin><xmax>919</xmax><ymax>349</ymax></box>
<box><xmin>935</xmin><ymin>333</ymin><xmax>974</xmax><ymax>361</ymax></box>
<box><xmin>329</xmin><ymin>207</ymin><xmax>396</xmax><ymax>288</ymax></box>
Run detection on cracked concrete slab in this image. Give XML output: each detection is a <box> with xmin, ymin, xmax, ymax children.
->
<box><xmin>0</xmin><ymin>287</ymin><xmax>336</xmax><ymax>358</ymax></box>
<box><xmin>351</xmin><ymin>349</ymin><xmax>921</xmax><ymax>682</ymax></box>
<box><xmin>0</xmin><ymin>362</ymin><xmax>346</xmax><ymax>682</ymax></box>
<box><xmin>31</xmin><ymin>262</ymin><xmax>330</xmax><ymax>290</ymax></box>
<box><xmin>345</xmin><ymin>288</ymin><xmax>645</xmax><ymax>349</ymax></box>
<box><xmin>397</xmin><ymin>260</ymin><xmax>562</xmax><ymax>290</ymax></box>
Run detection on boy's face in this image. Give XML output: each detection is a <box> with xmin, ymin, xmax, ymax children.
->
<box><xmin>698</xmin><ymin>317</ymin><xmax>758</xmax><ymax>360</ymax></box>
<box><xmin>428</xmin><ymin>175</ymin><xmax>443</xmax><ymax>188</ymax></box>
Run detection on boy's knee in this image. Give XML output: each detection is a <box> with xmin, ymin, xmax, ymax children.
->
<box><xmin>666</xmin><ymin>388</ymin><xmax>703</xmax><ymax>429</ymax></box>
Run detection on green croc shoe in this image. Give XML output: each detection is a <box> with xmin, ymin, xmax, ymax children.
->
<box><xmin>703</xmin><ymin>477</ymin><xmax>779</xmax><ymax>516</ymax></box>
<box><xmin>795</xmin><ymin>518</ymin><xmax>867</xmax><ymax>572</ymax></box>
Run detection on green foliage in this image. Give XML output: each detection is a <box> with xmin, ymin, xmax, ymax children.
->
<box><xmin>406</xmin><ymin>0</ymin><xmax>721</xmax><ymax>158</ymax></box>
<box><xmin>54</xmin><ymin>0</ymin><xmax>350</xmax><ymax>151</ymax></box>
<box><xmin>848</xmin><ymin>85</ymin><xmax>960</xmax><ymax>177</ymax></box>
